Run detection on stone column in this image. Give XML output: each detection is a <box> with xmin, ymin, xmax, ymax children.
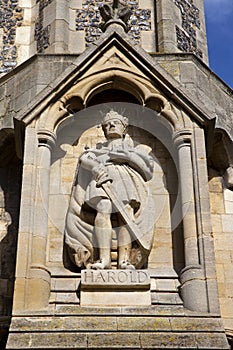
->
<box><xmin>13</xmin><ymin>127</ymin><xmax>38</xmax><ymax>312</ymax></box>
<box><xmin>173</xmin><ymin>130</ymin><xmax>208</xmax><ymax>312</ymax></box>
<box><xmin>27</xmin><ymin>130</ymin><xmax>56</xmax><ymax>310</ymax></box>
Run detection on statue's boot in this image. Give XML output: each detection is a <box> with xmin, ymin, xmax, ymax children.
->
<box><xmin>119</xmin><ymin>260</ymin><xmax>135</xmax><ymax>270</ymax></box>
<box><xmin>91</xmin><ymin>257</ymin><xmax>111</xmax><ymax>270</ymax></box>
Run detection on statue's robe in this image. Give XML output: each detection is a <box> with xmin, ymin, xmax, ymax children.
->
<box><xmin>65</xmin><ymin>141</ymin><xmax>155</xmax><ymax>269</ymax></box>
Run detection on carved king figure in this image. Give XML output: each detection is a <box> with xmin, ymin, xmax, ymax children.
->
<box><xmin>65</xmin><ymin>110</ymin><xmax>155</xmax><ymax>270</ymax></box>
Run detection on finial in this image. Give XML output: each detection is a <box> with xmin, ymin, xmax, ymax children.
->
<box><xmin>99</xmin><ymin>1</ymin><xmax>132</xmax><ymax>32</ymax></box>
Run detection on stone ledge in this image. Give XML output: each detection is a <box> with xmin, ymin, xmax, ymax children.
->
<box><xmin>6</xmin><ymin>314</ymin><xmax>229</xmax><ymax>349</ymax></box>
<box><xmin>8</xmin><ymin>315</ymin><xmax>226</xmax><ymax>333</ymax></box>
<box><xmin>6</xmin><ymin>331</ymin><xmax>230</xmax><ymax>349</ymax></box>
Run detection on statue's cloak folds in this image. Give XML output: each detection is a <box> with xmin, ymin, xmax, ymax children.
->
<box><xmin>65</xmin><ymin>143</ymin><xmax>155</xmax><ymax>268</ymax></box>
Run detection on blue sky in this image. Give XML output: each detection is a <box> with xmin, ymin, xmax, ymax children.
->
<box><xmin>204</xmin><ymin>0</ymin><xmax>233</xmax><ymax>88</ymax></box>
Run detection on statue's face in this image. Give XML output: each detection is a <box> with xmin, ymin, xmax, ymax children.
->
<box><xmin>102</xmin><ymin>118</ymin><xmax>126</xmax><ymax>139</ymax></box>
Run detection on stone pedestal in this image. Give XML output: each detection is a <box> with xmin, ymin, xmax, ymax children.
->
<box><xmin>6</xmin><ymin>309</ymin><xmax>230</xmax><ymax>349</ymax></box>
<box><xmin>81</xmin><ymin>270</ymin><xmax>151</xmax><ymax>307</ymax></box>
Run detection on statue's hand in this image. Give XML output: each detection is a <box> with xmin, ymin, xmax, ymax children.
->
<box><xmin>92</xmin><ymin>164</ymin><xmax>112</xmax><ymax>187</ymax></box>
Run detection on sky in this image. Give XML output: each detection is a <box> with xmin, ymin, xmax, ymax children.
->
<box><xmin>204</xmin><ymin>0</ymin><xmax>233</xmax><ymax>89</ymax></box>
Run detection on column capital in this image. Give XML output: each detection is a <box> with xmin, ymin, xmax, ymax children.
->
<box><xmin>37</xmin><ymin>129</ymin><xmax>56</xmax><ymax>149</ymax></box>
<box><xmin>173</xmin><ymin>129</ymin><xmax>193</xmax><ymax>148</ymax></box>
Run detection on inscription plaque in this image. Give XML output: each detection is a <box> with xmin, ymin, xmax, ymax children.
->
<box><xmin>81</xmin><ymin>270</ymin><xmax>150</xmax><ymax>289</ymax></box>
<box><xmin>80</xmin><ymin>270</ymin><xmax>151</xmax><ymax>306</ymax></box>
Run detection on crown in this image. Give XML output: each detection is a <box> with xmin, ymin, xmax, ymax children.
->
<box><xmin>102</xmin><ymin>110</ymin><xmax>128</xmax><ymax>126</ymax></box>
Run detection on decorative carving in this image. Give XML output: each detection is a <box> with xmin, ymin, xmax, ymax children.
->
<box><xmin>99</xmin><ymin>0</ymin><xmax>132</xmax><ymax>31</ymax></box>
<box><xmin>0</xmin><ymin>0</ymin><xmax>23</xmax><ymax>74</ymax></box>
<box><xmin>173</xmin><ymin>0</ymin><xmax>202</xmax><ymax>58</ymax></box>
<box><xmin>65</xmin><ymin>110</ymin><xmax>155</xmax><ymax>270</ymax></box>
<box><xmin>76</xmin><ymin>0</ymin><xmax>151</xmax><ymax>46</ymax></box>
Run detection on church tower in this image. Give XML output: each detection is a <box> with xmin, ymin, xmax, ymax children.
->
<box><xmin>0</xmin><ymin>1</ymin><xmax>232</xmax><ymax>349</ymax></box>
<box><xmin>1</xmin><ymin>0</ymin><xmax>209</xmax><ymax>75</ymax></box>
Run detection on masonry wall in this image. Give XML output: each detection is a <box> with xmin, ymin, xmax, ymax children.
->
<box><xmin>209</xmin><ymin>170</ymin><xmax>233</xmax><ymax>332</ymax></box>
<box><xmin>1</xmin><ymin>0</ymin><xmax>209</xmax><ymax>77</ymax></box>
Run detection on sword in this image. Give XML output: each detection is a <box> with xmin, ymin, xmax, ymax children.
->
<box><xmin>100</xmin><ymin>180</ymin><xmax>151</xmax><ymax>253</ymax></box>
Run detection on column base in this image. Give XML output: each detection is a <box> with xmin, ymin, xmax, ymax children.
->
<box><xmin>180</xmin><ymin>265</ymin><xmax>208</xmax><ymax>312</ymax></box>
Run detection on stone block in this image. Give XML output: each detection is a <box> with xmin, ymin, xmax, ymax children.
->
<box><xmin>55</xmin><ymin>292</ymin><xmax>79</xmax><ymax>304</ymax></box>
<box><xmin>222</xmin><ymin>214</ymin><xmax>233</xmax><ymax>232</ymax></box>
<box><xmin>209</xmin><ymin>192</ymin><xmax>225</xmax><ymax>214</ymax></box>
<box><xmin>69</xmin><ymin>30</ymin><xmax>86</xmax><ymax>54</ymax></box>
<box><xmin>14</xmin><ymin>232</ymin><xmax>30</xmax><ymax>276</ymax></box>
<box><xmin>23</xmin><ymin>7</ymin><xmax>37</xmax><ymax>24</ymax></box>
<box><xmin>118</xmin><ymin>316</ymin><xmax>170</xmax><ymax>331</ymax></box>
<box><xmin>139</xmin><ymin>0</ymin><xmax>154</xmax><ymax>9</ymax></box>
<box><xmin>61</xmin><ymin>157</ymin><xmax>77</xmax><ymax>193</ymax></box>
<box><xmin>224</xmin><ymin>189</ymin><xmax>233</xmax><ymax>202</ymax></box>
<box><xmin>160</xmin><ymin>61</ymin><xmax>180</xmax><ymax>81</ymax></box>
<box><xmin>140</xmin><ymin>332</ymin><xmax>196</xmax><ymax>348</ymax></box>
<box><xmin>69</xmin><ymin>0</ymin><xmax>82</xmax><ymax>9</ymax></box>
<box><xmin>48</xmin><ymin>194</ymin><xmax>69</xmax><ymax>232</ymax></box>
<box><xmin>225</xmin><ymin>200</ymin><xmax>233</xmax><ymax>214</ymax></box>
<box><xmin>43</xmin><ymin>1</ymin><xmax>56</xmax><ymax>27</ymax></box>
<box><xmin>50</xmin><ymin>159</ymin><xmax>61</xmax><ymax>194</ymax></box>
<box><xmin>215</xmin><ymin>263</ymin><xmax>225</xmax><ymax>283</ymax></box>
<box><xmin>155</xmin><ymin>279</ymin><xmax>177</xmax><ymax>291</ymax></box>
<box><xmin>15</xmin><ymin>26</ymin><xmax>32</xmax><ymax>45</ymax></box>
<box><xmin>54</xmin><ymin>278</ymin><xmax>77</xmax><ymax>291</ymax></box>
<box><xmin>223</xmin><ymin>318</ymin><xmax>233</xmax><ymax>331</ymax></box>
<box><xmin>19</xmin><ymin>0</ymin><xmax>36</xmax><ymax>7</ymax></box>
<box><xmin>194</xmin><ymin>333</ymin><xmax>230</xmax><ymax>349</ymax></box>
<box><xmin>223</xmin><ymin>266</ymin><xmax>233</xmax><ymax>281</ymax></box>
<box><xmin>48</xmin><ymin>226</ymin><xmax>63</xmax><ymax>263</ymax></box>
<box><xmin>170</xmin><ymin>317</ymin><xmax>223</xmax><ymax>332</ymax></box>
<box><xmin>87</xmin><ymin>332</ymin><xmax>141</xmax><ymax>349</ymax></box>
<box><xmin>81</xmin><ymin>270</ymin><xmax>151</xmax><ymax>307</ymax></box>
<box><xmin>214</xmin><ymin>233</ymin><xmax>233</xmax><ymax>251</ymax></box>
<box><xmin>7</xmin><ymin>332</ymin><xmax>87</xmax><ymax>349</ymax></box>
<box><xmin>54</xmin><ymin>20</ymin><xmax>69</xmax><ymax>44</ymax></box>
<box><xmin>80</xmin><ymin>290</ymin><xmax>151</xmax><ymax>306</ymax></box>
<box><xmin>180</xmin><ymin>62</ymin><xmax>197</xmax><ymax>84</ymax></box>
<box><xmin>141</xmin><ymin>31</ymin><xmax>156</xmax><ymax>53</ymax></box>
<box><xmin>56</xmin><ymin>0</ymin><xmax>69</xmax><ymax>22</ymax></box>
<box><xmin>149</xmin><ymin>245</ymin><xmax>173</xmax><ymax>265</ymax></box>
<box><xmin>151</xmin><ymin>292</ymin><xmax>182</xmax><ymax>305</ymax></box>
<box><xmin>211</xmin><ymin>214</ymin><xmax>222</xmax><ymax>233</ymax></box>
<box><xmin>215</xmin><ymin>250</ymin><xmax>231</xmax><ymax>264</ymax></box>
<box><xmin>10</xmin><ymin>316</ymin><xmax>118</xmax><ymax>332</ymax></box>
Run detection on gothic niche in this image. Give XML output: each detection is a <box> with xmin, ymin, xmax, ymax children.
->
<box><xmin>65</xmin><ymin>110</ymin><xmax>156</xmax><ymax>270</ymax></box>
<box><xmin>53</xmin><ymin>102</ymin><xmax>183</xmax><ymax>275</ymax></box>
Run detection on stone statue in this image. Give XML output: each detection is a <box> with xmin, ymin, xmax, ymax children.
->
<box><xmin>65</xmin><ymin>110</ymin><xmax>155</xmax><ymax>270</ymax></box>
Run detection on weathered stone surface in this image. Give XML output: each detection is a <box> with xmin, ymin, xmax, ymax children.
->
<box><xmin>7</xmin><ymin>332</ymin><xmax>88</xmax><ymax>349</ymax></box>
<box><xmin>87</xmin><ymin>332</ymin><xmax>141</xmax><ymax>349</ymax></box>
<box><xmin>6</xmin><ymin>314</ymin><xmax>230</xmax><ymax>349</ymax></box>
